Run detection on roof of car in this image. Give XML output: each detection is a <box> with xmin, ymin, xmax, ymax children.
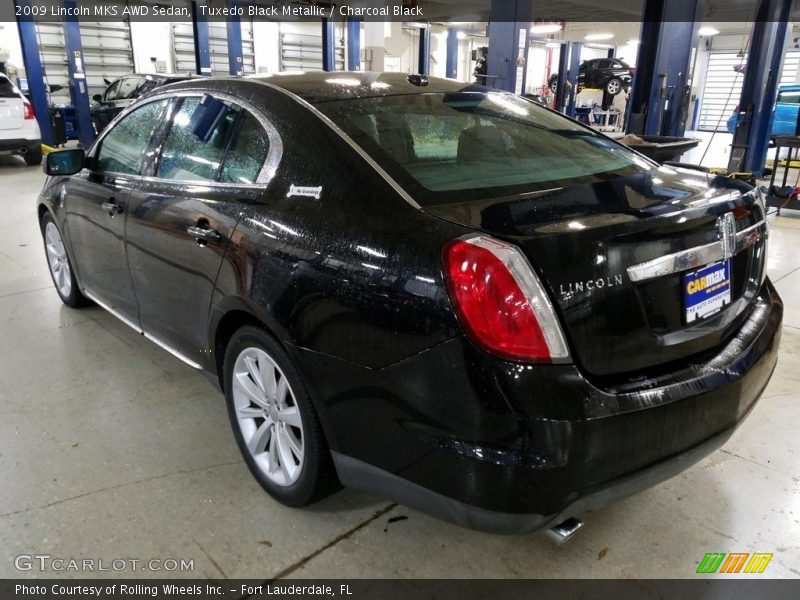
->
<box><xmin>245</xmin><ymin>71</ymin><xmax>490</xmax><ymax>104</ymax></box>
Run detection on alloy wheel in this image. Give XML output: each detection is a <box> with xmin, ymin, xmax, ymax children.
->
<box><xmin>44</xmin><ymin>222</ymin><xmax>72</xmax><ymax>298</ymax></box>
<box><xmin>607</xmin><ymin>79</ymin><xmax>621</xmax><ymax>95</ymax></box>
<box><xmin>232</xmin><ymin>347</ymin><xmax>304</xmax><ymax>486</ymax></box>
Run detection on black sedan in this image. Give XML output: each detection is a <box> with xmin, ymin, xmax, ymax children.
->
<box><xmin>37</xmin><ymin>72</ymin><xmax>780</xmax><ymax>534</ymax></box>
<box><xmin>91</xmin><ymin>73</ymin><xmax>196</xmax><ymax>133</ymax></box>
<box><xmin>549</xmin><ymin>57</ymin><xmax>634</xmax><ymax>96</ymax></box>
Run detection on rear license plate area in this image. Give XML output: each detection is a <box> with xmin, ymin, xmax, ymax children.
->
<box><xmin>683</xmin><ymin>260</ymin><xmax>731</xmax><ymax>324</ymax></box>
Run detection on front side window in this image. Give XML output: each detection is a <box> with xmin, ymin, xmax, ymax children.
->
<box><xmin>157</xmin><ymin>96</ymin><xmax>270</xmax><ymax>184</ymax></box>
<box><xmin>103</xmin><ymin>80</ymin><xmax>121</xmax><ymax>102</ymax></box>
<box><xmin>320</xmin><ymin>92</ymin><xmax>644</xmax><ymax>206</ymax></box>
<box><xmin>95</xmin><ymin>100</ymin><xmax>167</xmax><ymax>175</ymax></box>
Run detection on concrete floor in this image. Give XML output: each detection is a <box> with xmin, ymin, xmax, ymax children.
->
<box><xmin>0</xmin><ymin>153</ymin><xmax>798</xmax><ymax>580</ymax></box>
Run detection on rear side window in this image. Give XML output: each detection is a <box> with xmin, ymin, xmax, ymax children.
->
<box><xmin>157</xmin><ymin>97</ymin><xmax>239</xmax><ymax>182</ymax></box>
<box><xmin>0</xmin><ymin>76</ymin><xmax>18</xmax><ymax>98</ymax></box>
<box><xmin>157</xmin><ymin>96</ymin><xmax>270</xmax><ymax>184</ymax></box>
<box><xmin>95</xmin><ymin>99</ymin><xmax>168</xmax><ymax>175</ymax></box>
<box><xmin>116</xmin><ymin>78</ymin><xmax>142</xmax><ymax>100</ymax></box>
<box><xmin>320</xmin><ymin>92</ymin><xmax>644</xmax><ymax>206</ymax></box>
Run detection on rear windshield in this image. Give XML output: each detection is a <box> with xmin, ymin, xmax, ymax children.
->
<box><xmin>0</xmin><ymin>76</ymin><xmax>18</xmax><ymax>98</ymax></box>
<box><xmin>319</xmin><ymin>92</ymin><xmax>647</xmax><ymax>206</ymax></box>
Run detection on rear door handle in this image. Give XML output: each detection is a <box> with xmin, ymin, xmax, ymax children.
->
<box><xmin>187</xmin><ymin>224</ymin><xmax>222</xmax><ymax>244</ymax></box>
<box><xmin>101</xmin><ymin>198</ymin><xmax>123</xmax><ymax>216</ymax></box>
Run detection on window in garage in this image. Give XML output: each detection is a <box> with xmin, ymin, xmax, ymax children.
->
<box><xmin>698</xmin><ymin>49</ymin><xmax>800</xmax><ymax>132</ymax></box>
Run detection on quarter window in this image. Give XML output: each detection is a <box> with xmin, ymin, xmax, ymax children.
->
<box><xmin>95</xmin><ymin>99</ymin><xmax>167</xmax><ymax>175</ymax></box>
<box><xmin>220</xmin><ymin>112</ymin><xmax>270</xmax><ymax>184</ymax></box>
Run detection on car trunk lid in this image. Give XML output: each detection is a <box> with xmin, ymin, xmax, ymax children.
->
<box><xmin>426</xmin><ymin>167</ymin><xmax>768</xmax><ymax>377</ymax></box>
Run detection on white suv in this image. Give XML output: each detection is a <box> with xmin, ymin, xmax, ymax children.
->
<box><xmin>0</xmin><ymin>73</ymin><xmax>42</xmax><ymax>166</ymax></box>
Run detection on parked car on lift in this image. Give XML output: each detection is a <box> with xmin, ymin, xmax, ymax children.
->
<box><xmin>0</xmin><ymin>72</ymin><xmax>41</xmax><ymax>165</ymax></box>
<box><xmin>548</xmin><ymin>58</ymin><xmax>634</xmax><ymax>96</ymax></box>
<box><xmin>726</xmin><ymin>84</ymin><xmax>800</xmax><ymax>137</ymax></box>
<box><xmin>91</xmin><ymin>73</ymin><xmax>195</xmax><ymax>133</ymax></box>
<box><xmin>37</xmin><ymin>73</ymin><xmax>779</xmax><ymax>534</ymax></box>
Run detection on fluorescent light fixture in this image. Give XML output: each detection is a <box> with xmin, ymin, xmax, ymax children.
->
<box><xmin>627</xmin><ymin>39</ymin><xmax>640</xmax><ymax>45</ymax></box>
<box><xmin>457</xmin><ymin>31</ymin><xmax>467</xmax><ymax>39</ymax></box>
<box><xmin>531</xmin><ymin>23</ymin><xmax>562</xmax><ymax>34</ymax></box>
<box><xmin>698</xmin><ymin>26</ymin><xmax>720</xmax><ymax>36</ymax></box>
<box><xmin>584</xmin><ymin>33</ymin><xmax>614</xmax><ymax>41</ymax></box>
<box><xmin>545</xmin><ymin>42</ymin><xmax>562</xmax><ymax>48</ymax></box>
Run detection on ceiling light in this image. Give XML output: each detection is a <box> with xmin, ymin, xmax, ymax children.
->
<box><xmin>531</xmin><ymin>23</ymin><xmax>563</xmax><ymax>34</ymax></box>
<box><xmin>627</xmin><ymin>39</ymin><xmax>640</xmax><ymax>45</ymax></box>
<box><xmin>584</xmin><ymin>33</ymin><xmax>614</xmax><ymax>41</ymax></box>
<box><xmin>545</xmin><ymin>42</ymin><xmax>562</xmax><ymax>48</ymax></box>
<box><xmin>457</xmin><ymin>31</ymin><xmax>467</xmax><ymax>39</ymax></box>
<box><xmin>698</xmin><ymin>26</ymin><xmax>720</xmax><ymax>36</ymax></box>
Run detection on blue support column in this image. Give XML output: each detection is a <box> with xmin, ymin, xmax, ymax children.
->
<box><xmin>628</xmin><ymin>0</ymin><xmax>703</xmax><ymax>137</ymax></box>
<box><xmin>418</xmin><ymin>25</ymin><xmax>432</xmax><ymax>75</ymax></box>
<box><xmin>346</xmin><ymin>18</ymin><xmax>361</xmax><ymax>71</ymax></box>
<box><xmin>566</xmin><ymin>42</ymin><xmax>582</xmax><ymax>117</ymax></box>
<box><xmin>728</xmin><ymin>0</ymin><xmax>792</xmax><ymax>174</ymax></box>
<box><xmin>192</xmin><ymin>0</ymin><xmax>211</xmax><ymax>75</ymax></box>
<box><xmin>446</xmin><ymin>28</ymin><xmax>458</xmax><ymax>79</ymax></box>
<box><xmin>555</xmin><ymin>42</ymin><xmax>569</xmax><ymax>112</ymax></box>
<box><xmin>14</xmin><ymin>0</ymin><xmax>55</xmax><ymax>145</ymax></box>
<box><xmin>322</xmin><ymin>18</ymin><xmax>335</xmax><ymax>72</ymax></box>
<box><xmin>486</xmin><ymin>0</ymin><xmax>533</xmax><ymax>92</ymax></box>
<box><xmin>225</xmin><ymin>0</ymin><xmax>244</xmax><ymax>75</ymax></box>
<box><xmin>62</xmin><ymin>0</ymin><xmax>94</xmax><ymax>147</ymax></box>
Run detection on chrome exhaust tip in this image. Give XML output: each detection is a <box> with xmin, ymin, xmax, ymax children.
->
<box><xmin>545</xmin><ymin>517</ymin><xmax>584</xmax><ymax>544</ymax></box>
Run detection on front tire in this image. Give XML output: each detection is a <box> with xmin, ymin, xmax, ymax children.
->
<box><xmin>41</xmin><ymin>213</ymin><xmax>91</xmax><ymax>308</ymax></box>
<box><xmin>224</xmin><ymin>326</ymin><xmax>338</xmax><ymax>507</ymax></box>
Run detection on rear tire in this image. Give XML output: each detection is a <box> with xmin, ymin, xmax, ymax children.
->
<box><xmin>24</xmin><ymin>147</ymin><xmax>42</xmax><ymax>166</ymax></box>
<box><xmin>605</xmin><ymin>77</ymin><xmax>623</xmax><ymax>96</ymax></box>
<box><xmin>40</xmin><ymin>213</ymin><xmax>91</xmax><ymax>308</ymax></box>
<box><xmin>223</xmin><ymin>326</ymin><xmax>339</xmax><ymax>507</ymax></box>
<box><xmin>549</xmin><ymin>77</ymin><xmax>558</xmax><ymax>93</ymax></box>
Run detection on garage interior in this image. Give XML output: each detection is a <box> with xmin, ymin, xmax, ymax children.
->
<box><xmin>1</xmin><ymin>0</ymin><xmax>800</xmax><ymax>579</ymax></box>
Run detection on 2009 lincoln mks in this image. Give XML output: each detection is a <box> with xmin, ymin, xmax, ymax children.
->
<box><xmin>37</xmin><ymin>72</ymin><xmax>781</xmax><ymax>534</ymax></box>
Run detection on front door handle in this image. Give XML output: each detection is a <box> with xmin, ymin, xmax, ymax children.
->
<box><xmin>187</xmin><ymin>224</ymin><xmax>222</xmax><ymax>245</ymax></box>
<box><xmin>101</xmin><ymin>198</ymin><xmax>123</xmax><ymax>216</ymax></box>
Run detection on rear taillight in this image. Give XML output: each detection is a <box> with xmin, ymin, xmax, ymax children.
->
<box><xmin>23</xmin><ymin>99</ymin><xmax>35</xmax><ymax>120</ymax></box>
<box><xmin>443</xmin><ymin>235</ymin><xmax>570</xmax><ymax>363</ymax></box>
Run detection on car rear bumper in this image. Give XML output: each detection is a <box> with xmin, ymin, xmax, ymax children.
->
<box><xmin>297</xmin><ymin>280</ymin><xmax>782</xmax><ymax>533</ymax></box>
<box><xmin>0</xmin><ymin>137</ymin><xmax>40</xmax><ymax>154</ymax></box>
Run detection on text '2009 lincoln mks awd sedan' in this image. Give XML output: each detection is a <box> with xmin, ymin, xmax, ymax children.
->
<box><xmin>37</xmin><ymin>72</ymin><xmax>781</xmax><ymax>535</ymax></box>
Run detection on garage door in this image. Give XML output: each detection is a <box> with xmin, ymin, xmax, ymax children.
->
<box><xmin>280</xmin><ymin>30</ymin><xmax>345</xmax><ymax>71</ymax></box>
<box><xmin>171</xmin><ymin>22</ymin><xmax>256</xmax><ymax>77</ymax></box>
<box><xmin>699</xmin><ymin>50</ymin><xmax>800</xmax><ymax>132</ymax></box>
<box><xmin>34</xmin><ymin>8</ymin><xmax>134</xmax><ymax>104</ymax></box>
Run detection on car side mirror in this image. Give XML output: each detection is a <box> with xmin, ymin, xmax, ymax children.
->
<box><xmin>92</xmin><ymin>94</ymin><xmax>103</xmax><ymax>103</ymax></box>
<box><xmin>44</xmin><ymin>148</ymin><xmax>85</xmax><ymax>176</ymax></box>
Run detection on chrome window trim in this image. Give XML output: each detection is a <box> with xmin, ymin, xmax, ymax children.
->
<box><xmin>626</xmin><ymin>220</ymin><xmax>768</xmax><ymax>283</ymax></box>
<box><xmin>251</xmin><ymin>79</ymin><xmax>423</xmax><ymax>209</ymax></box>
<box><xmin>91</xmin><ymin>90</ymin><xmax>283</xmax><ymax>189</ymax></box>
